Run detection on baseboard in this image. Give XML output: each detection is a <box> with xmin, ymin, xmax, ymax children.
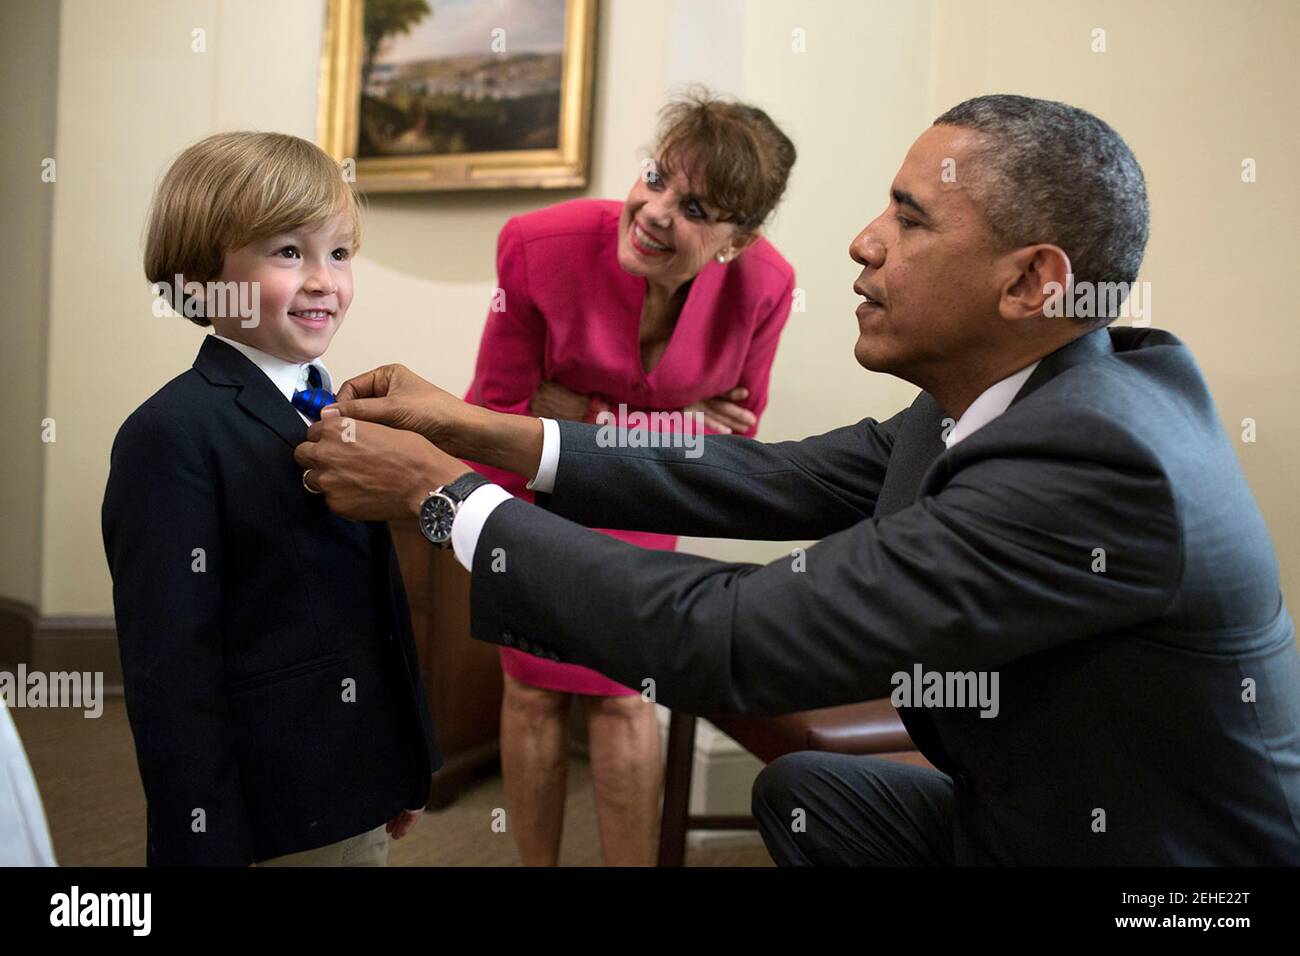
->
<box><xmin>0</xmin><ymin>596</ymin><xmax>35</xmax><ymax>665</ymax></box>
<box><xmin>32</xmin><ymin>616</ymin><xmax>123</xmax><ymax>691</ymax></box>
<box><xmin>688</xmin><ymin>718</ymin><xmax>767</xmax><ymax>849</ymax></box>
<box><xmin>0</xmin><ymin>597</ymin><xmax>122</xmax><ymax>691</ymax></box>
<box><xmin>653</xmin><ymin>708</ymin><xmax>766</xmax><ymax>850</ymax></box>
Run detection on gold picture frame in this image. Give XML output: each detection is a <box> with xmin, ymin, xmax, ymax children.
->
<box><xmin>317</xmin><ymin>0</ymin><xmax>598</xmax><ymax>193</ymax></box>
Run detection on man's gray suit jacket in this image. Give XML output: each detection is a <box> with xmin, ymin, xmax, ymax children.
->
<box><xmin>468</xmin><ymin>326</ymin><xmax>1300</xmax><ymax>864</ymax></box>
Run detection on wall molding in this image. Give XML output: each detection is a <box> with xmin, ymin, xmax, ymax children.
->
<box><xmin>653</xmin><ymin>707</ymin><xmax>765</xmax><ymax>851</ymax></box>
<box><xmin>0</xmin><ymin>596</ymin><xmax>122</xmax><ymax>691</ymax></box>
<box><xmin>0</xmin><ymin>595</ymin><xmax>35</xmax><ymax>664</ymax></box>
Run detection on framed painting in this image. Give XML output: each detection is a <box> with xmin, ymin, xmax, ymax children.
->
<box><xmin>318</xmin><ymin>0</ymin><xmax>598</xmax><ymax>192</ymax></box>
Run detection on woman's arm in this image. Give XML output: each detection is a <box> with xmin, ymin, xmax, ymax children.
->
<box><xmin>466</xmin><ymin>218</ymin><xmax>548</xmax><ymax>418</ymax></box>
<box><xmin>727</xmin><ymin>273</ymin><xmax>796</xmax><ymax>438</ymax></box>
<box><xmin>684</xmin><ymin>272</ymin><xmax>795</xmax><ymax>436</ymax></box>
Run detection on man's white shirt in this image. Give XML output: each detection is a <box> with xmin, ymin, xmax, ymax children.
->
<box><xmin>450</xmin><ymin>365</ymin><xmax>1038</xmax><ymax>572</ymax></box>
<box><xmin>944</xmin><ymin>360</ymin><xmax>1039</xmax><ymax>449</ymax></box>
<box><xmin>449</xmin><ymin>419</ymin><xmax>556</xmax><ymax>568</ymax></box>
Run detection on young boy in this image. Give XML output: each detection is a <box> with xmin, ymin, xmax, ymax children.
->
<box><xmin>102</xmin><ymin>131</ymin><xmax>439</xmax><ymax>866</ymax></box>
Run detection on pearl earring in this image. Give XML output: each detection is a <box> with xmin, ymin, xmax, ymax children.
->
<box><xmin>716</xmin><ymin>252</ymin><xmax>728</xmax><ymax>263</ymax></box>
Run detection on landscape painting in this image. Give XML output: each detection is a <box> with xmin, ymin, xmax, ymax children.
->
<box><xmin>318</xmin><ymin>0</ymin><xmax>598</xmax><ymax>192</ymax></box>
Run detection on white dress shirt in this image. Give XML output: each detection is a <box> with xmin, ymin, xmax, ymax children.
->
<box><xmin>450</xmin><ymin>367</ymin><xmax>1040</xmax><ymax>571</ymax></box>
<box><xmin>944</xmin><ymin>360</ymin><xmax>1040</xmax><ymax>449</ymax></box>
<box><xmin>449</xmin><ymin>418</ymin><xmax>556</xmax><ymax>569</ymax></box>
<box><xmin>212</xmin><ymin>334</ymin><xmax>333</xmax><ymax>426</ymax></box>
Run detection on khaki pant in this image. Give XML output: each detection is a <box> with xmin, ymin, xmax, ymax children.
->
<box><xmin>258</xmin><ymin>824</ymin><xmax>390</xmax><ymax>867</ymax></box>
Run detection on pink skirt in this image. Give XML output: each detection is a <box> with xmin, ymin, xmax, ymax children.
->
<box><xmin>499</xmin><ymin>524</ymin><xmax>676</xmax><ymax>696</ymax></box>
<box><xmin>466</xmin><ymin>458</ymin><xmax>678</xmax><ymax>698</ymax></box>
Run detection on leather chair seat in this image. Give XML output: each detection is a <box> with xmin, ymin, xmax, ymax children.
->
<box><xmin>707</xmin><ymin>698</ymin><xmax>915</xmax><ymax>763</ymax></box>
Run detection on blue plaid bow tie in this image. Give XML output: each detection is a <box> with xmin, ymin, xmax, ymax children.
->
<box><xmin>291</xmin><ymin>364</ymin><xmax>336</xmax><ymax>421</ymax></box>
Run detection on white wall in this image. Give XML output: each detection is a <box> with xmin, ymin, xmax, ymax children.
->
<box><xmin>0</xmin><ymin>0</ymin><xmax>60</xmax><ymax>609</ymax></box>
<box><xmin>30</xmin><ymin>0</ymin><xmax>677</xmax><ymax>614</ymax></box>
<box><xmin>8</xmin><ymin>0</ymin><xmax>1298</xmax><ymax>627</ymax></box>
<box><xmin>931</xmin><ymin>0</ymin><xmax>1300</xmax><ymax>620</ymax></box>
<box><xmin>677</xmin><ymin>0</ymin><xmax>934</xmax><ymax>566</ymax></box>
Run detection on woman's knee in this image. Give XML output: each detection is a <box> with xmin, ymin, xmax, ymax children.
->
<box><xmin>584</xmin><ymin>692</ymin><xmax>656</xmax><ymax>726</ymax></box>
<box><xmin>585</xmin><ymin>696</ymin><xmax>660</xmax><ymax>763</ymax></box>
<box><xmin>502</xmin><ymin>675</ymin><xmax>570</xmax><ymax>723</ymax></box>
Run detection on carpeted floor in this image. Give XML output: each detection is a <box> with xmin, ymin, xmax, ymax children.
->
<box><xmin>12</xmin><ymin>696</ymin><xmax>773</xmax><ymax>867</ymax></box>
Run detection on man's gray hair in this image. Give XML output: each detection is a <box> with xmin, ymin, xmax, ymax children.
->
<box><xmin>934</xmin><ymin>94</ymin><xmax>1149</xmax><ymax>321</ymax></box>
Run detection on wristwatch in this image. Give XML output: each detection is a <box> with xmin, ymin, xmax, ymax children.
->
<box><xmin>417</xmin><ymin>471</ymin><xmax>492</xmax><ymax>549</ymax></box>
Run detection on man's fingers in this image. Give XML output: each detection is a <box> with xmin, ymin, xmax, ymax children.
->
<box><xmin>336</xmin><ymin>365</ymin><xmax>397</xmax><ymax>403</ymax></box>
<box><xmin>293</xmin><ymin>436</ymin><xmax>320</xmax><ymax>467</ymax></box>
<box><xmin>325</xmin><ymin>396</ymin><xmax>394</xmax><ymax>425</ymax></box>
<box><xmin>296</xmin><ymin>418</ymin><xmax>356</xmax><ymax>467</ymax></box>
<box><xmin>335</xmin><ymin>370</ymin><xmax>376</xmax><ymax>404</ymax></box>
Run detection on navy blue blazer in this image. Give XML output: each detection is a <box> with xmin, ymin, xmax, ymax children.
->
<box><xmin>102</xmin><ymin>335</ymin><xmax>440</xmax><ymax>865</ymax></box>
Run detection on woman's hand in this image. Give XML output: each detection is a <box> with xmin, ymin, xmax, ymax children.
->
<box><xmin>325</xmin><ymin>364</ymin><xmax>467</xmax><ymax>449</ymax></box>
<box><xmin>529</xmin><ymin>379</ymin><xmax>593</xmax><ymax>422</ymax></box>
<box><xmin>686</xmin><ymin>387</ymin><xmax>757</xmax><ymax>434</ymax></box>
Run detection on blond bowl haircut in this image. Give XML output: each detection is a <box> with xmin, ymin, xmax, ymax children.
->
<box><xmin>143</xmin><ymin>131</ymin><xmax>364</xmax><ymax>327</ymax></box>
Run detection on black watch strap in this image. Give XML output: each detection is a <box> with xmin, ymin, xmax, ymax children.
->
<box><xmin>441</xmin><ymin>471</ymin><xmax>491</xmax><ymax>504</ymax></box>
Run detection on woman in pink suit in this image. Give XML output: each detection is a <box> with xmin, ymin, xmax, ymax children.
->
<box><xmin>465</xmin><ymin>92</ymin><xmax>797</xmax><ymax>865</ymax></box>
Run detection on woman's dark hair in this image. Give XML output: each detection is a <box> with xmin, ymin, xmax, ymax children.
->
<box><xmin>653</xmin><ymin>88</ymin><xmax>796</xmax><ymax>234</ymax></box>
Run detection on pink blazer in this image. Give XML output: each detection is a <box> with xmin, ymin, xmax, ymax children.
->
<box><xmin>467</xmin><ymin>196</ymin><xmax>794</xmax><ymax>441</ymax></box>
<box><xmin>464</xmin><ymin>199</ymin><xmax>795</xmax><ymax>694</ymax></box>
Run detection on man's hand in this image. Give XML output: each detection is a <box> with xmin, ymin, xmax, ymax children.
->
<box><xmin>294</xmin><ymin>416</ymin><xmax>470</xmax><ymax>521</ymax></box>
<box><xmin>323</xmin><ymin>364</ymin><xmax>469</xmax><ymax>450</ymax></box>
<box><xmin>386</xmin><ymin>808</ymin><xmax>423</xmax><ymax>840</ymax></box>
<box><xmin>323</xmin><ymin>364</ymin><xmax>547</xmax><ymax>480</ymax></box>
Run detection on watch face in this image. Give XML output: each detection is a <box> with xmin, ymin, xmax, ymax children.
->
<box><xmin>419</xmin><ymin>492</ymin><xmax>456</xmax><ymax>545</ymax></box>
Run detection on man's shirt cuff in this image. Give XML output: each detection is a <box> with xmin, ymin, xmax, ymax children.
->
<box><xmin>526</xmin><ymin>417</ymin><xmax>560</xmax><ymax>494</ymax></box>
<box><xmin>451</xmin><ymin>483</ymin><xmax>513</xmax><ymax>571</ymax></box>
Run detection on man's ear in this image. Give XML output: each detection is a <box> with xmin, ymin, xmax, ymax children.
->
<box><xmin>998</xmin><ymin>243</ymin><xmax>1072</xmax><ymax>322</ymax></box>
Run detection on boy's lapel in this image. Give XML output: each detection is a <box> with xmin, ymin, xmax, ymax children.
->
<box><xmin>193</xmin><ymin>335</ymin><xmax>308</xmax><ymax>449</ymax></box>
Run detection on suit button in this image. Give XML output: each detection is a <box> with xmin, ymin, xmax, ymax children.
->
<box><xmin>388</xmin><ymin>633</ymin><xmax>395</xmax><ymax>643</ymax></box>
<box><xmin>502</xmin><ymin>628</ymin><xmax>515</xmax><ymax>646</ymax></box>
